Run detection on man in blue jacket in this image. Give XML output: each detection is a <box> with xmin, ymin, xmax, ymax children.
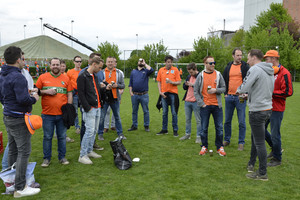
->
<box><xmin>0</xmin><ymin>46</ymin><xmax>40</xmax><ymax>197</ymax></box>
<box><xmin>128</xmin><ymin>58</ymin><xmax>154</xmax><ymax>132</ymax></box>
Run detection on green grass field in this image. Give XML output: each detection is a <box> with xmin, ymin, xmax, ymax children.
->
<box><xmin>0</xmin><ymin>79</ymin><xmax>299</xmax><ymax>200</ymax></box>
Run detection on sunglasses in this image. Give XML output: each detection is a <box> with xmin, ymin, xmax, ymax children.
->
<box><xmin>206</xmin><ymin>62</ymin><xmax>216</xmax><ymax>65</ymax></box>
<box><xmin>75</xmin><ymin>61</ymin><xmax>82</xmax><ymax>63</ymax></box>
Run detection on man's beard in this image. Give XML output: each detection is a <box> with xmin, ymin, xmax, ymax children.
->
<box><xmin>138</xmin><ymin>64</ymin><xmax>145</xmax><ymax>67</ymax></box>
<box><xmin>51</xmin><ymin>68</ymin><xmax>60</xmax><ymax>75</ymax></box>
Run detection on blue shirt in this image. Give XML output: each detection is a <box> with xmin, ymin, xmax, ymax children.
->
<box><xmin>79</xmin><ymin>66</ymin><xmax>104</xmax><ymax>83</ymax></box>
<box><xmin>129</xmin><ymin>67</ymin><xmax>154</xmax><ymax>93</ymax></box>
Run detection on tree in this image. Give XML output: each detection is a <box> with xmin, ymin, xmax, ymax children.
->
<box><xmin>125</xmin><ymin>40</ymin><xmax>169</xmax><ymax>77</ymax></box>
<box><xmin>245</xmin><ymin>3</ymin><xmax>300</xmax><ymax>71</ymax></box>
<box><xmin>96</xmin><ymin>41</ymin><xmax>122</xmax><ymax>61</ymax></box>
<box><xmin>178</xmin><ymin>36</ymin><xmax>230</xmax><ymax>72</ymax></box>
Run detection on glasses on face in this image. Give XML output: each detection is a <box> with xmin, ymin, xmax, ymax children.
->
<box><xmin>206</xmin><ymin>61</ymin><xmax>216</xmax><ymax>65</ymax></box>
<box><xmin>75</xmin><ymin>60</ymin><xmax>82</xmax><ymax>63</ymax></box>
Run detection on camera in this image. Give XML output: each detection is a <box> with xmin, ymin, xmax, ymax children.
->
<box><xmin>139</xmin><ymin>58</ymin><xmax>143</xmax><ymax>62</ymax></box>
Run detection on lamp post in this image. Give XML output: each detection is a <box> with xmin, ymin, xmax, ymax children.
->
<box><xmin>136</xmin><ymin>33</ymin><xmax>138</xmax><ymax>56</ymax></box>
<box><xmin>39</xmin><ymin>17</ymin><xmax>43</xmax><ymax>35</ymax></box>
<box><xmin>96</xmin><ymin>36</ymin><xmax>99</xmax><ymax>49</ymax></box>
<box><xmin>71</xmin><ymin>20</ymin><xmax>74</xmax><ymax>47</ymax></box>
<box><xmin>24</xmin><ymin>25</ymin><xmax>26</xmax><ymax>39</ymax></box>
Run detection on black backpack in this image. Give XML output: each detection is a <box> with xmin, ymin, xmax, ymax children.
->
<box><xmin>110</xmin><ymin>137</ymin><xmax>132</xmax><ymax>170</ymax></box>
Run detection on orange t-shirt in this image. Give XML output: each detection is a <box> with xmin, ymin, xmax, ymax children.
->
<box><xmin>202</xmin><ymin>71</ymin><xmax>218</xmax><ymax>106</ymax></box>
<box><xmin>36</xmin><ymin>72</ymin><xmax>73</xmax><ymax>115</ymax></box>
<box><xmin>185</xmin><ymin>76</ymin><xmax>197</xmax><ymax>102</ymax></box>
<box><xmin>67</xmin><ymin>68</ymin><xmax>81</xmax><ymax>90</ymax></box>
<box><xmin>104</xmin><ymin>68</ymin><xmax>117</xmax><ymax>99</ymax></box>
<box><xmin>156</xmin><ymin>66</ymin><xmax>181</xmax><ymax>94</ymax></box>
<box><xmin>228</xmin><ymin>64</ymin><xmax>243</xmax><ymax>95</ymax></box>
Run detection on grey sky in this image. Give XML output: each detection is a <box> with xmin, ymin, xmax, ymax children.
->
<box><xmin>0</xmin><ymin>0</ymin><xmax>244</xmax><ymax>57</ymax></box>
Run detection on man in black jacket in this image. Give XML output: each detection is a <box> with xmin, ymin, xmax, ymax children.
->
<box><xmin>223</xmin><ymin>48</ymin><xmax>249</xmax><ymax>151</ymax></box>
<box><xmin>77</xmin><ymin>57</ymin><xmax>104</xmax><ymax>164</ymax></box>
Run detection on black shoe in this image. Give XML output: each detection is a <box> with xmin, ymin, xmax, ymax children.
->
<box><xmin>267</xmin><ymin>151</ymin><xmax>273</xmax><ymax>159</ymax></box>
<box><xmin>173</xmin><ymin>131</ymin><xmax>178</xmax><ymax>137</ymax></box>
<box><xmin>246</xmin><ymin>171</ymin><xmax>268</xmax><ymax>181</ymax></box>
<box><xmin>267</xmin><ymin>158</ymin><xmax>281</xmax><ymax>167</ymax></box>
<box><xmin>144</xmin><ymin>126</ymin><xmax>150</xmax><ymax>132</ymax></box>
<box><xmin>156</xmin><ymin>130</ymin><xmax>168</xmax><ymax>135</ymax></box>
<box><xmin>128</xmin><ymin>125</ymin><xmax>137</xmax><ymax>131</ymax></box>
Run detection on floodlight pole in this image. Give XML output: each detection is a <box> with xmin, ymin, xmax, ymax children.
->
<box><xmin>71</xmin><ymin>20</ymin><xmax>74</xmax><ymax>47</ymax></box>
<box><xmin>23</xmin><ymin>25</ymin><xmax>26</xmax><ymax>39</ymax></box>
<box><xmin>39</xmin><ymin>17</ymin><xmax>43</xmax><ymax>35</ymax></box>
<box><xmin>136</xmin><ymin>33</ymin><xmax>138</xmax><ymax>56</ymax></box>
<box><xmin>96</xmin><ymin>36</ymin><xmax>99</xmax><ymax>49</ymax></box>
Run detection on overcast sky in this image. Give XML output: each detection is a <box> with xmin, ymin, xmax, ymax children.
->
<box><xmin>0</xmin><ymin>0</ymin><xmax>244</xmax><ymax>58</ymax></box>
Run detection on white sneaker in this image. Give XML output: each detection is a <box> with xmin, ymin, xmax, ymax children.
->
<box><xmin>78</xmin><ymin>155</ymin><xmax>93</xmax><ymax>164</ymax></box>
<box><xmin>195</xmin><ymin>136</ymin><xmax>201</xmax><ymax>144</ymax></box>
<box><xmin>88</xmin><ymin>151</ymin><xmax>102</xmax><ymax>158</ymax></box>
<box><xmin>14</xmin><ymin>185</ymin><xmax>40</xmax><ymax>198</ymax></box>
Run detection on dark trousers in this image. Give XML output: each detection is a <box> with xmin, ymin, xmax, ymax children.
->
<box><xmin>4</xmin><ymin>115</ymin><xmax>31</xmax><ymax>191</ymax></box>
<box><xmin>248</xmin><ymin>110</ymin><xmax>272</xmax><ymax>175</ymax></box>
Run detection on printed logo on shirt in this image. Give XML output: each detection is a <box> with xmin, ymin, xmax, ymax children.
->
<box><xmin>171</xmin><ymin>70</ymin><xmax>174</xmax><ymax>74</ymax></box>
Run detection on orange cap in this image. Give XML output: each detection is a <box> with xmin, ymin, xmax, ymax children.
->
<box><xmin>25</xmin><ymin>114</ymin><xmax>43</xmax><ymax>135</ymax></box>
<box><xmin>264</xmin><ymin>50</ymin><xmax>280</xmax><ymax>58</ymax></box>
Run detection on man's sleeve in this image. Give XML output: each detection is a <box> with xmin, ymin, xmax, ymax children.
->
<box><xmin>273</xmin><ymin>72</ymin><xmax>293</xmax><ymax>97</ymax></box>
<box><xmin>35</xmin><ymin>76</ymin><xmax>43</xmax><ymax>89</ymax></box>
<box><xmin>77</xmin><ymin>75</ymin><xmax>90</xmax><ymax>112</ymax></box>
<box><xmin>174</xmin><ymin>68</ymin><xmax>181</xmax><ymax>82</ymax></box>
<box><xmin>216</xmin><ymin>73</ymin><xmax>226</xmax><ymax>94</ymax></box>
<box><xmin>237</xmin><ymin>68</ymin><xmax>258</xmax><ymax>94</ymax></box>
<box><xmin>156</xmin><ymin>69</ymin><xmax>161</xmax><ymax>82</ymax></box>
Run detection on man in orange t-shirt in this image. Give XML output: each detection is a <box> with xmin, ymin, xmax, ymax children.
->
<box><xmin>194</xmin><ymin>56</ymin><xmax>226</xmax><ymax>156</ymax></box>
<box><xmin>67</xmin><ymin>56</ymin><xmax>82</xmax><ymax>134</ymax></box>
<box><xmin>98</xmin><ymin>57</ymin><xmax>125</xmax><ymax>140</ymax></box>
<box><xmin>156</xmin><ymin>55</ymin><xmax>181</xmax><ymax>137</ymax></box>
<box><xmin>36</xmin><ymin>58</ymin><xmax>73</xmax><ymax>167</ymax></box>
<box><xmin>223</xmin><ymin>48</ymin><xmax>249</xmax><ymax>151</ymax></box>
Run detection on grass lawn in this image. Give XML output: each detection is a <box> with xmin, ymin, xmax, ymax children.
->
<box><xmin>0</xmin><ymin>79</ymin><xmax>299</xmax><ymax>200</ymax></box>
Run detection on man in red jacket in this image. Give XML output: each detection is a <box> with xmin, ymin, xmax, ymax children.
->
<box><xmin>264</xmin><ymin>50</ymin><xmax>293</xmax><ymax>167</ymax></box>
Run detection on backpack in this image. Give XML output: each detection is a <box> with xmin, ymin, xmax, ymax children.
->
<box><xmin>110</xmin><ymin>137</ymin><xmax>132</xmax><ymax>170</ymax></box>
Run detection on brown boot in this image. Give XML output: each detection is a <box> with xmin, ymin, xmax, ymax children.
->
<box><xmin>238</xmin><ymin>144</ymin><xmax>244</xmax><ymax>151</ymax></box>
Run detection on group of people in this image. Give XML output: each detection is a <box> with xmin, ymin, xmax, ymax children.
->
<box><xmin>152</xmin><ymin>49</ymin><xmax>292</xmax><ymax>181</ymax></box>
<box><xmin>0</xmin><ymin>46</ymin><xmax>293</xmax><ymax>197</ymax></box>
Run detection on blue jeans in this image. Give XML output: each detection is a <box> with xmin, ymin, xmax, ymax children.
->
<box><xmin>161</xmin><ymin>94</ymin><xmax>178</xmax><ymax>131</ymax></box>
<box><xmin>99</xmin><ymin>101</ymin><xmax>123</xmax><ymax>136</ymax></box>
<box><xmin>42</xmin><ymin>114</ymin><xmax>67</xmax><ymax>161</ymax></box>
<box><xmin>73</xmin><ymin>94</ymin><xmax>80</xmax><ymax>129</ymax></box>
<box><xmin>104</xmin><ymin>106</ymin><xmax>115</xmax><ymax>129</ymax></box>
<box><xmin>224</xmin><ymin>95</ymin><xmax>246</xmax><ymax>144</ymax></box>
<box><xmin>200</xmin><ymin>105</ymin><xmax>223</xmax><ymax>150</ymax></box>
<box><xmin>264</xmin><ymin>119</ymin><xmax>273</xmax><ymax>148</ymax></box>
<box><xmin>265</xmin><ymin>111</ymin><xmax>284</xmax><ymax>161</ymax></box>
<box><xmin>131</xmin><ymin>93</ymin><xmax>150</xmax><ymax>127</ymax></box>
<box><xmin>80</xmin><ymin>108</ymin><xmax>101</xmax><ymax>157</ymax></box>
<box><xmin>1</xmin><ymin>143</ymin><xmax>9</xmax><ymax>170</ymax></box>
<box><xmin>3</xmin><ymin>115</ymin><xmax>31</xmax><ymax>190</ymax></box>
<box><xmin>248</xmin><ymin>110</ymin><xmax>272</xmax><ymax>175</ymax></box>
<box><xmin>185</xmin><ymin>101</ymin><xmax>202</xmax><ymax>136</ymax></box>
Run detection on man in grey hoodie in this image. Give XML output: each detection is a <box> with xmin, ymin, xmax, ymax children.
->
<box><xmin>236</xmin><ymin>49</ymin><xmax>274</xmax><ymax>181</ymax></box>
